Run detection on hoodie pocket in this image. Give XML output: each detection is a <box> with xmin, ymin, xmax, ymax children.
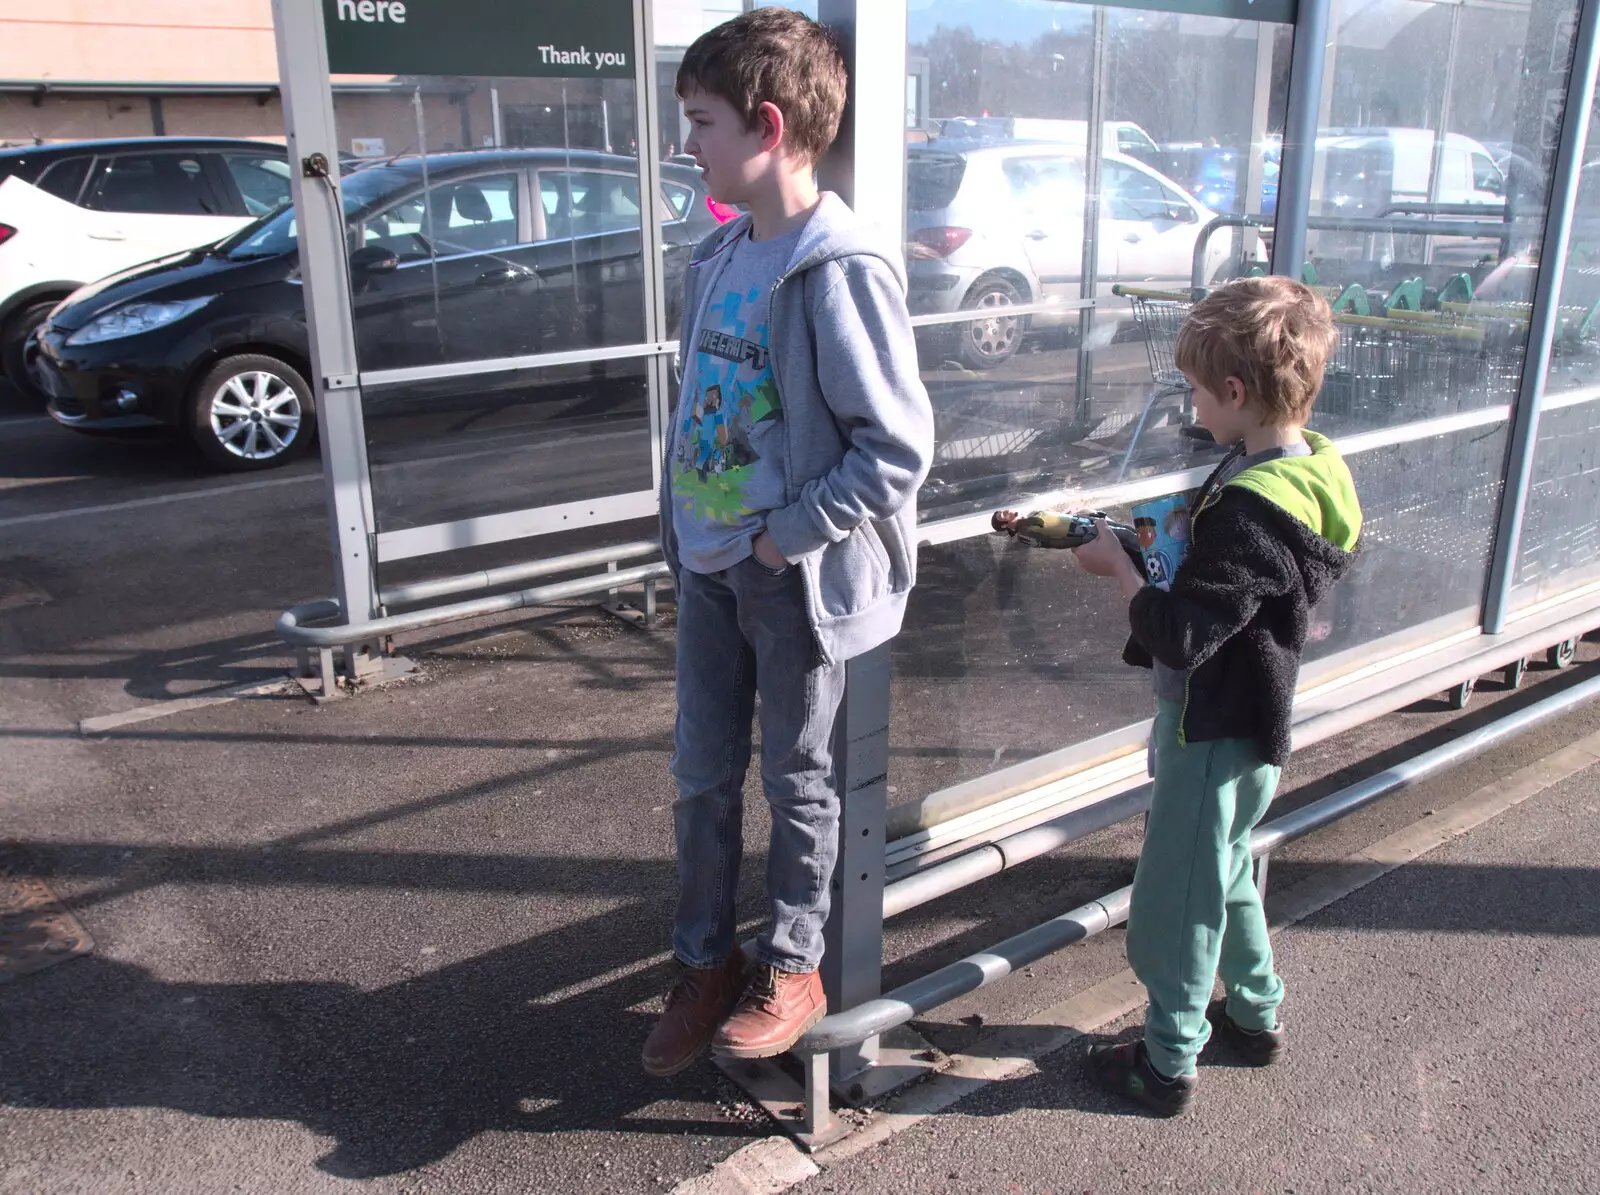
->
<box><xmin>871</xmin><ymin>513</ymin><xmax>915</xmax><ymax>592</ymax></box>
<box><xmin>815</xmin><ymin>522</ymin><xmax>893</xmax><ymax>618</ymax></box>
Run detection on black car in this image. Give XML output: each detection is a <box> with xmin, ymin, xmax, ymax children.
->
<box><xmin>32</xmin><ymin>149</ymin><xmax>718</xmax><ymax>470</ymax></box>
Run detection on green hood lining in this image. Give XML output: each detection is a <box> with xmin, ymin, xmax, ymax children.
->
<box><xmin>1220</xmin><ymin>430</ymin><xmax>1362</xmax><ymax>551</ymax></box>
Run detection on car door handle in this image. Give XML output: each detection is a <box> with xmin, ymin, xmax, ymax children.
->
<box><xmin>477</xmin><ymin>266</ymin><xmax>535</xmax><ymax>285</ymax></box>
<box><xmin>89</xmin><ymin>230</ymin><xmax>127</xmax><ymax>242</ymax></box>
<box><xmin>1025</xmin><ymin>229</ymin><xmax>1049</xmax><ymax>240</ymax></box>
<box><xmin>1124</xmin><ymin>231</ymin><xmax>1144</xmax><ymax>243</ymax></box>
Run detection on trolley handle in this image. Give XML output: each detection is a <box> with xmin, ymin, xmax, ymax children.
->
<box><xmin>1111</xmin><ymin>284</ymin><xmax>1200</xmax><ymax>302</ymax></box>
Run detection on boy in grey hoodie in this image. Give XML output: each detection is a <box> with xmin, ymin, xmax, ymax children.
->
<box><xmin>640</xmin><ymin>8</ymin><xmax>935</xmax><ymax>1077</ymax></box>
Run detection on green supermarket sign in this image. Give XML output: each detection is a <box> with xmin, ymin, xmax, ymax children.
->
<box><xmin>323</xmin><ymin>0</ymin><xmax>635</xmax><ymax>78</ymax></box>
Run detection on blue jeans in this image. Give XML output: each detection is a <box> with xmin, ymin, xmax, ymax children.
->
<box><xmin>671</xmin><ymin>557</ymin><xmax>846</xmax><ymax>973</ymax></box>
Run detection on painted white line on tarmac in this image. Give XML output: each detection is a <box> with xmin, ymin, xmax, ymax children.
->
<box><xmin>0</xmin><ymin>473</ymin><xmax>315</xmax><ymax>530</ymax></box>
<box><xmin>671</xmin><ymin>726</ymin><xmax>1600</xmax><ymax>1193</ymax></box>
<box><xmin>0</xmin><ymin>425</ymin><xmax>647</xmax><ymax>531</ymax></box>
<box><xmin>79</xmin><ymin>677</ymin><xmax>297</xmax><ymax>735</ymax></box>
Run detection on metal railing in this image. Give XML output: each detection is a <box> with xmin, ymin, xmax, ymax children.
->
<box><xmin>278</xmin><ymin>558</ymin><xmax>669</xmax><ymax>648</ymax></box>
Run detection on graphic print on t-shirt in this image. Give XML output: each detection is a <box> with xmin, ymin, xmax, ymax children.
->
<box><xmin>672</xmin><ymin>279</ymin><xmax>782</xmax><ymax>525</ymax></box>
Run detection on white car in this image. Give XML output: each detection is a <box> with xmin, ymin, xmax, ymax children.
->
<box><xmin>0</xmin><ymin>138</ymin><xmax>291</xmax><ymax>396</ymax></box>
<box><xmin>906</xmin><ymin>140</ymin><xmax>1267</xmax><ymax>368</ymax></box>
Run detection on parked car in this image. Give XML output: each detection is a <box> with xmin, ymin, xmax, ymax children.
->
<box><xmin>30</xmin><ymin>149</ymin><xmax>717</xmax><ymax>470</ymax></box>
<box><xmin>905</xmin><ymin>140</ymin><xmax>1265</xmax><ymax>368</ymax></box>
<box><xmin>0</xmin><ymin>137</ymin><xmax>293</xmax><ymax>397</ymax></box>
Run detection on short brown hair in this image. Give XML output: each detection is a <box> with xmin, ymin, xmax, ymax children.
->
<box><xmin>1174</xmin><ymin>276</ymin><xmax>1339</xmax><ymax>426</ymax></box>
<box><xmin>675</xmin><ymin>8</ymin><xmax>848</xmax><ymax>166</ymax></box>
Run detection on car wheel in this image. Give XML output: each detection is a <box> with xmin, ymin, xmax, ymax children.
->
<box><xmin>2</xmin><ymin>299</ymin><xmax>59</xmax><ymax>401</ymax></box>
<box><xmin>956</xmin><ymin>277</ymin><xmax>1025</xmax><ymax>370</ymax></box>
<box><xmin>189</xmin><ymin>354</ymin><xmax>316</xmax><ymax>472</ymax></box>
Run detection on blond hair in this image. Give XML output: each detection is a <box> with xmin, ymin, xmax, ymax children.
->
<box><xmin>676</xmin><ymin>8</ymin><xmax>848</xmax><ymax>167</ymax></box>
<box><xmin>1174</xmin><ymin>276</ymin><xmax>1339</xmax><ymax>426</ymax></box>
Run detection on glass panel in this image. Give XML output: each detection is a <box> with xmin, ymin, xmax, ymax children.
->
<box><xmin>363</xmin><ymin>355</ymin><xmax>654</xmax><ymax>532</ymax></box>
<box><xmin>895</xmin><ymin>0</ymin><xmax>1291</xmax><ymax>802</ymax></box>
<box><xmin>1511</xmin><ymin>85</ymin><xmax>1600</xmax><ymax>609</ymax></box>
<box><xmin>894</xmin><ymin>0</ymin><xmax>1579</xmax><ymax>807</ymax></box>
<box><xmin>314</xmin><ymin>72</ymin><xmax>697</xmax><ymax>536</ymax></box>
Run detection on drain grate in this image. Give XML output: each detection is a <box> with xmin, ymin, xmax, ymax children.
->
<box><xmin>0</xmin><ymin>874</ymin><xmax>93</xmax><ymax>983</ymax></box>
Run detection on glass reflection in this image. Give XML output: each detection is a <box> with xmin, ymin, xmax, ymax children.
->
<box><xmin>363</xmin><ymin>355</ymin><xmax>654</xmax><ymax>532</ymax></box>
<box><xmin>895</xmin><ymin>0</ymin><xmax>1580</xmax><ymax>805</ymax></box>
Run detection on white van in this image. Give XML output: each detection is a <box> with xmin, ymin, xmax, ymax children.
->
<box><xmin>939</xmin><ymin>117</ymin><xmax>1164</xmax><ymax>163</ymax></box>
<box><xmin>1316</xmin><ymin>128</ymin><xmax>1506</xmax><ymax>212</ymax></box>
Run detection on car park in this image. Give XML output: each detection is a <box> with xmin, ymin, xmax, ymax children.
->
<box><xmin>0</xmin><ymin>137</ymin><xmax>292</xmax><ymax>397</ymax></box>
<box><xmin>29</xmin><ymin>149</ymin><xmax>717</xmax><ymax>471</ymax></box>
<box><xmin>905</xmin><ymin>139</ymin><xmax>1265</xmax><ymax>368</ymax></box>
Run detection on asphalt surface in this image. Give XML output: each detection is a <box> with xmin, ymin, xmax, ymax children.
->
<box><xmin>4</xmin><ymin>368</ymin><xmax>1600</xmax><ymax>1193</ymax></box>
<box><xmin>797</xmin><ymin>764</ymin><xmax>1600</xmax><ymax>1195</ymax></box>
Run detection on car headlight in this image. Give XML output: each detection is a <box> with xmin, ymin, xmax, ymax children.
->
<box><xmin>66</xmin><ymin>296</ymin><xmax>216</xmax><ymax>346</ymax></box>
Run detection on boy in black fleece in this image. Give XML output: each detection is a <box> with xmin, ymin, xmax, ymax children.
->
<box><xmin>1071</xmin><ymin>277</ymin><xmax>1361</xmax><ymax>1116</ymax></box>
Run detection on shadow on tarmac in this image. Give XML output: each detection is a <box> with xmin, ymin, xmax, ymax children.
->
<box><xmin>0</xmin><ymin>895</ymin><xmax>757</xmax><ymax>1179</ymax></box>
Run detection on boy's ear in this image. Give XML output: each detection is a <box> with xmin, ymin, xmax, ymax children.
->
<box><xmin>1225</xmin><ymin>376</ymin><xmax>1248</xmax><ymax>409</ymax></box>
<box><xmin>755</xmin><ymin>100</ymin><xmax>785</xmax><ymax>152</ymax></box>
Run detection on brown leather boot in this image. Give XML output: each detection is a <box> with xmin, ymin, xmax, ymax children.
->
<box><xmin>711</xmin><ymin>964</ymin><xmax>826</xmax><ymax>1060</ymax></box>
<box><xmin>640</xmin><ymin>949</ymin><xmax>746</xmax><ymax>1077</ymax></box>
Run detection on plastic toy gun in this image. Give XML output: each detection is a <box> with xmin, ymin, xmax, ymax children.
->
<box><xmin>991</xmin><ymin>508</ymin><xmax>1147</xmax><ymax>571</ymax></box>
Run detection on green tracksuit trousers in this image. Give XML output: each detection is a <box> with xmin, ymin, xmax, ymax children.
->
<box><xmin>1127</xmin><ymin>700</ymin><xmax>1285</xmax><ymax>1078</ymax></box>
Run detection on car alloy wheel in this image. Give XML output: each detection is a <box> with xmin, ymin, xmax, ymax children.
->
<box><xmin>208</xmin><ymin>368</ymin><xmax>304</xmax><ymax>462</ymax></box>
<box><xmin>957</xmin><ymin>278</ymin><xmax>1024</xmax><ymax>369</ymax></box>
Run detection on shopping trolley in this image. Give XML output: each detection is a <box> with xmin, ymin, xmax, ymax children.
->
<box><xmin>1110</xmin><ymin>284</ymin><xmax>1200</xmax><ymax>392</ymax></box>
<box><xmin>1319</xmin><ymin>313</ymin><xmax>1498</xmax><ymax>421</ymax></box>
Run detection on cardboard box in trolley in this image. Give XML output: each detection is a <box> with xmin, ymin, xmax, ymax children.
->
<box><xmin>1131</xmin><ymin>494</ymin><xmax>1192</xmax><ymax>590</ymax></box>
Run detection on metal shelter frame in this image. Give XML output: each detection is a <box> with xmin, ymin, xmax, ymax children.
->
<box><xmin>270</xmin><ymin>0</ymin><xmax>1600</xmax><ymax>1147</ymax></box>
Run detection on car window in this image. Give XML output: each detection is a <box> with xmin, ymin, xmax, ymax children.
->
<box><xmin>224</xmin><ymin>154</ymin><xmax>292</xmax><ymax>217</ymax></box>
<box><xmin>907</xmin><ymin>154</ymin><xmax>967</xmax><ymax>210</ymax></box>
<box><xmin>1004</xmin><ymin>156</ymin><xmax>1084</xmax><ymax>222</ymax></box>
<box><xmin>85</xmin><ymin>153</ymin><xmax>216</xmax><ymax>216</ymax></box>
<box><xmin>1118</xmin><ymin>128</ymin><xmax>1159</xmax><ymax>157</ymax></box>
<box><xmin>35</xmin><ymin>156</ymin><xmax>91</xmax><ymax>204</ymax></box>
<box><xmin>1104</xmin><ymin>163</ymin><xmax>1171</xmax><ymax>222</ymax></box>
<box><xmin>359</xmin><ymin>173</ymin><xmax>520</xmax><ymax>258</ymax></box>
<box><xmin>540</xmin><ymin>170</ymin><xmax>643</xmax><ymax>239</ymax></box>
<box><xmin>662</xmin><ymin>180</ymin><xmax>694</xmax><ymax>220</ymax></box>
<box><xmin>1472</xmin><ymin>152</ymin><xmax>1505</xmax><ymax>196</ymax></box>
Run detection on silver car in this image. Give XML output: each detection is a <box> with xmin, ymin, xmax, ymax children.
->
<box><xmin>906</xmin><ymin>140</ymin><xmax>1263</xmax><ymax>368</ymax></box>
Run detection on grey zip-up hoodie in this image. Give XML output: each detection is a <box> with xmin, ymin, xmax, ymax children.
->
<box><xmin>661</xmin><ymin>192</ymin><xmax>935</xmax><ymax>665</ymax></box>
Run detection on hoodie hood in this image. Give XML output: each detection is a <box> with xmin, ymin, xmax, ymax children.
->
<box><xmin>688</xmin><ymin>191</ymin><xmax>908</xmax><ymax>291</ymax></box>
<box><xmin>1221</xmin><ymin>429</ymin><xmax>1362</xmax><ymax>552</ymax></box>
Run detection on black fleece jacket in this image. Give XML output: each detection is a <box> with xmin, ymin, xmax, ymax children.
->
<box><xmin>1123</xmin><ymin>449</ymin><xmax>1360</xmax><ymax>768</ymax></box>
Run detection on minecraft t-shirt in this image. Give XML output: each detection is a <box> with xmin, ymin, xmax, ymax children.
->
<box><xmin>670</xmin><ymin>223</ymin><xmax>803</xmax><ymax>574</ymax></box>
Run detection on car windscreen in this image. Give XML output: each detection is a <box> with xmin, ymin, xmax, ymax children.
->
<box><xmin>907</xmin><ymin>154</ymin><xmax>967</xmax><ymax>210</ymax></box>
<box><xmin>216</xmin><ymin>164</ymin><xmax>419</xmax><ymax>259</ymax></box>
